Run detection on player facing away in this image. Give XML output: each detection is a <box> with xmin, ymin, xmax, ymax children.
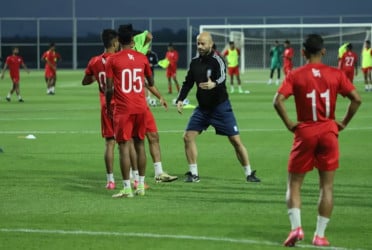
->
<box><xmin>165</xmin><ymin>42</ymin><xmax>180</xmax><ymax>94</ymax></box>
<box><xmin>361</xmin><ymin>40</ymin><xmax>372</xmax><ymax>91</ymax></box>
<box><xmin>176</xmin><ymin>32</ymin><xmax>260</xmax><ymax>183</ymax></box>
<box><xmin>0</xmin><ymin>47</ymin><xmax>30</xmax><ymax>102</ymax></box>
<box><xmin>82</xmin><ymin>29</ymin><xmax>120</xmax><ymax>190</ymax></box>
<box><xmin>42</xmin><ymin>42</ymin><xmax>61</xmax><ymax>95</ymax></box>
<box><xmin>119</xmin><ymin>24</ymin><xmax>178</xmax><ymax>183</ymax></box>
<box><xmin>338</xmin><ymin>43</ymin><xmax>358</xmax><ymax>83</ymax></box>
<box><xmin>268</xmin><ymin>40</ymin><xmax>283</xmax><ymax>85</ymax></box>
<box><xmin>223</xmin><ymin>41</ymin><xmax>244</xmax><ymax>94</ymax></box>
<box><xmin>283</xmin><ymin>40</ymin><xmax>294</xmax><ymax>76</ymax></box>
<box><xmin>273</xmin><ymin>34</ymin><xmax>361</xmax><ymax>247</ymax></box>
<box><xmin>105</xmin><ymin>28</ymin><xmax>156</xmax><ymax>198</ymax></box>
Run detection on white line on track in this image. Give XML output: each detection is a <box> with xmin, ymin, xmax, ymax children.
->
<box><xmin>0</xmin><ymin>228</ymin><xmax>363</xmax><ymax>250</ymax></box>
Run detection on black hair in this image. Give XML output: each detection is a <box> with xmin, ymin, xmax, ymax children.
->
<box><xmin>168</xmin><ymin>42</ymin><xmax>173</xmax><ymax>47</ymax></box>
<box><xmin>49</xmin><ymin>42</ymin><xmax>55</xmax><ymax>48</ymax></box>
<box><xmin>303</xmin><ymin>34</ymin><xmax>324</xmax><ymax>54</ymax></box>
<box><xmin>118</xmin><ymin>25</ymin><xmax>133</xmax><ymax>45</ymax></box>
<box><xmin>366</xmin><ymin>40</ymin><xmax>371</xmax><ymax>45</ymax></box>
<box><xmin>346</xmin><ymin>43</ymin><xmax>353</xmax><ymax>50</ymax></box>
<box><xmin>101</xmin><ymin>29</ymin><xmax>118</xmax><ymax>49</ymax></box>
<box><xmin>284</xmin><ymin>40</ymin><xmax>290</xmax><ymax>44</ymax></box>
<box><xmin>229</xmin><ymin>41</ymin><xmax>234</xmax><ymax>45</ymax></box>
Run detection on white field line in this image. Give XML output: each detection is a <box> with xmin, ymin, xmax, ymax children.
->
<box><xmin>0</xmin><ymin>127</ymin><xmax>371</xmax><ymax>135</ymax></box>
<box><xmin>0</xmin><ymin>228</ymin><xmax>363</xmax><ymax>250</ymax></box>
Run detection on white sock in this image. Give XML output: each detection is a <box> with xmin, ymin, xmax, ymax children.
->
<box><xmin>123</xmin><ymin>180</ymin><xmax>131</xmax><ymax>189</ymax></box>
<box><xmin>230</xmin><ymin>86</ymin><xmax>234</xmax><ymax>91</ymax></box>
<box><xmin>154</xmin><ymin>162</ymin><xmax>163</xmax><ymax>176</ymax></box>
<box><xmin>106</xmin><ymin>173</ymin><xmax>114</xmax><ymax>182</ymax></box>
<box><xmin>189</xmin><ymin>164</ymin><xmax>198</xmax><ymax>176</ymax></box>
<box><xmin>7</xmin><ymin>93</ymin><xmax>10</xmax><ymax>98</ymax></box>
<box><xmin>242</xmin><ymin>165</ymin><xmax>252</xmax><ymax>176</ymax></box>
<box><xmin>315</xmin><ymin>215</ymin><xmax>330</xmax><ymax>237</ymax></box>
<box><xmin>139</xmin><ymin>176</ymin><xmax>145</xmax><ymax>186</ymax></box>
<box><xmin>132</xmin><ymin>170</ymin><xmax>139</xmax><ymax>182</ymax></box>
<box><xmin>238</xmin><ymin>86</ymin><xmax>242</xmax><ymax>91</ymax></box>
<box><xmin>288</xmin><ymin>208</ymin><xmax>302</xmax><ymax>230</ymax></box>
<box><xmin>17</xmin><ymin>95</ymin><xmax>22</xmax><ymax>100</ymax></box>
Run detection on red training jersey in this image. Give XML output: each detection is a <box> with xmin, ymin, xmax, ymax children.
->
<box><xmin>105</xmin><ymin>49</ymin><xmax>151</xmax><ymax>114</ymax></box>
<box><xmin>339</xmin><ymin>51</ymin><xmax>358</xmax><ymax>72</ymax></box>
<box><xmin>165</xmin><ymin>50</ymin><xmax>179</xmax><ymax>69</ymax></box>
<box><xmin>278</xmin><ymin>63</ymin><xmax>355</xmax><ymax>123</ymax></box>
<box><xmin>85</xmin><ymin>52</ymin><xmax>113</xmax><ymax>98</ymax></box>
<box><xmin>283</xmin><ymin>47</ymin><xmax>294</xmax><ymax>68</ymax></box>
<box><xmin>42</xmin><ymin>50</ymin><xmax>61</xmax><ymax>71</ymax></box>
<box><xmin>5</xmin><ymin>55</ymin><xmax>24</xmax><ymax>79</ymax></box>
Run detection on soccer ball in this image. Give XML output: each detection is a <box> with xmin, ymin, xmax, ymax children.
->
<box><xmin>148</xmin><ymin>98</ymin><xmax>157</xmax><ymax>107</ymax></box>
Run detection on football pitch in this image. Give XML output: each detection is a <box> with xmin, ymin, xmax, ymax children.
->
<box><xmin>0</xmin><ymin>69</ymin><xmax>371</xmax><ymax>250</ymax></box>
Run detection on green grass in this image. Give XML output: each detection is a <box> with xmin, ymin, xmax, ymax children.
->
<box><xmin>0</xmin><ymin>69</ymin><xmax>371</xmax><ymax>250</ymax></box>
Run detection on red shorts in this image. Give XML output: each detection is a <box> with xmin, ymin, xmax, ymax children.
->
<box><xmin>166</xmin><ymin>66</ymin><xmax>177</xmax><ymax>78</ymax></box>
<box><xmin>227</xmin><ymin>66</ymin><xmax>239</xmax><ymax>76</ymax></box>
<box><xmin>288</xmin><ymin>121</ymin><xmax>339</xmax><ymax>174</ymax></box>
<box><xmin>10</xmin><ymin>75</ymin><xmax>20</xmax><ymax>84</ymax></box>
<box><xmin>100</xmin><ymin>102</ymin><xmax>115</xmax><ymax>138</ymax></box>
<box><xmin>113</xmin><ymin>112</ymin><xmax>147</xmax><ymax>142</ymax></box>
<box><xmin>362</xmin><ymin>67</ymin><xmax>372</xmax><ymax>74</ymax></box>
<box><xmin>45</xmin><ymin>69</ymin><xmax>56</xmax><ymax>79</ymax></box>
<box><xmin>145</xmin><ymin>108</ymin><xmax>158</xmax><ymax>133</ymax></box>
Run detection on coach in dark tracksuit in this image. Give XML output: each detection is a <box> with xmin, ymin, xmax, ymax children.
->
<box><xmin>176</xmin><ymin>31</ymin><xmax>260</xmax><ymax>183</ymax></box>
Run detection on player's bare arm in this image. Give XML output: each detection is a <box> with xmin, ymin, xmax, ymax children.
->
<box><xmin>105</xmin><ymin>78</ymin><xmax>114</xmax><ymax>117</ymax></box>
<box><xmin>273</xmin><ymin>92</ymin><xmax>299</xmax><ymax>132</ymax></box>
<box><xmin>81</xmin><ymin>74</ymin><xmax>96</xmax><ymax>85</ymax></box>
<box><xmin>0</xmin><ymin>64</ymin><xmax>7</xmax><ymax>79</ymax></box>
<box><xmin>337</xmin><ymin>89</ymin><xmax>361</xmax><ymax>131</ymax></box>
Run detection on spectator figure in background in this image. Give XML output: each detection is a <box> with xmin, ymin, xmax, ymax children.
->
<box><xmin>268</xmin><ymin>40</ymin><xmax>283</xmax><ymax>85</ymax></box>
<box><xmin>273</xmin><ymin>34</ymin><xmax>361</xmax><ymax>247</ymax></box>
<box><xmin>223</xmin><ymin>41</ymin><xmax>243</xmax><ymax>94</ymax></box>
<box><xmin>338</xmin><ymin>43</ymin><xmax>358</xmax><ymax>83</ymax></box>
<box><xmin>176</xmin><ymin>32</ymin><xmax>260</xmax><ymax>183</ymax></box>
<box><xmin>165</xmin><ymin>42</ymin><xmax>180</xmax><ymax>94</ymax></box>
<box><xmin>1</xmin><ymin>47</ymin><xmax>29</xmax><ymax>102</ymax></box>
<box><xmin>42</xmin><ymin>42</ymin><xmax>61</xmax><ymax>95</ymax></box>
<box><xmin>283</xmin><ymin>40</ymin><xmax>294</xmax><ymax>76</ymax></box>
<box><xmin>361</xmin><ymin>40</ymin><xmax>372</xmax><ymax>91</ymax></box>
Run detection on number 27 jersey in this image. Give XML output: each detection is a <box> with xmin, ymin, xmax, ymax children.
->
<box><xmin>278</xmin><ymin>63</ymin><xmax>355</xmax><ymax>123</ymax></box>
<box><xmin>105</xmin><ymin>49</ymin><xmax>152</xmax><ymax>114</ymax></box>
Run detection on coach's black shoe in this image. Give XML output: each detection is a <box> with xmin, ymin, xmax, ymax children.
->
<box><xmin>6</xmin><ymin>97</ymin><xmax>10</xmax><ymax>102</ymax></box>
<box><xmin>184</xmin><ymin>171</ymin><xmax>200</xmax><ymax>183</ymax></box>
<box><xmin>247</xmin><ymin>170</ymin><xmax>260</xmax><ymax>182</ymax></box>
<box><xmin>18</xmin><ymin>99</ymin><xmax>24</xmax><ymax>103</ymax></box>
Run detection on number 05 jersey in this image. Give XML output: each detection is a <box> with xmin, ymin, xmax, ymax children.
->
<box><xmin>278</xmin><ymin>63</ymin><xmax>355</xmax><ymax>123</ymax></box>
<box><xmin>105</xmin><ymin>48</ymin><xmax>152</xmax><ymax>114</ymax></box>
